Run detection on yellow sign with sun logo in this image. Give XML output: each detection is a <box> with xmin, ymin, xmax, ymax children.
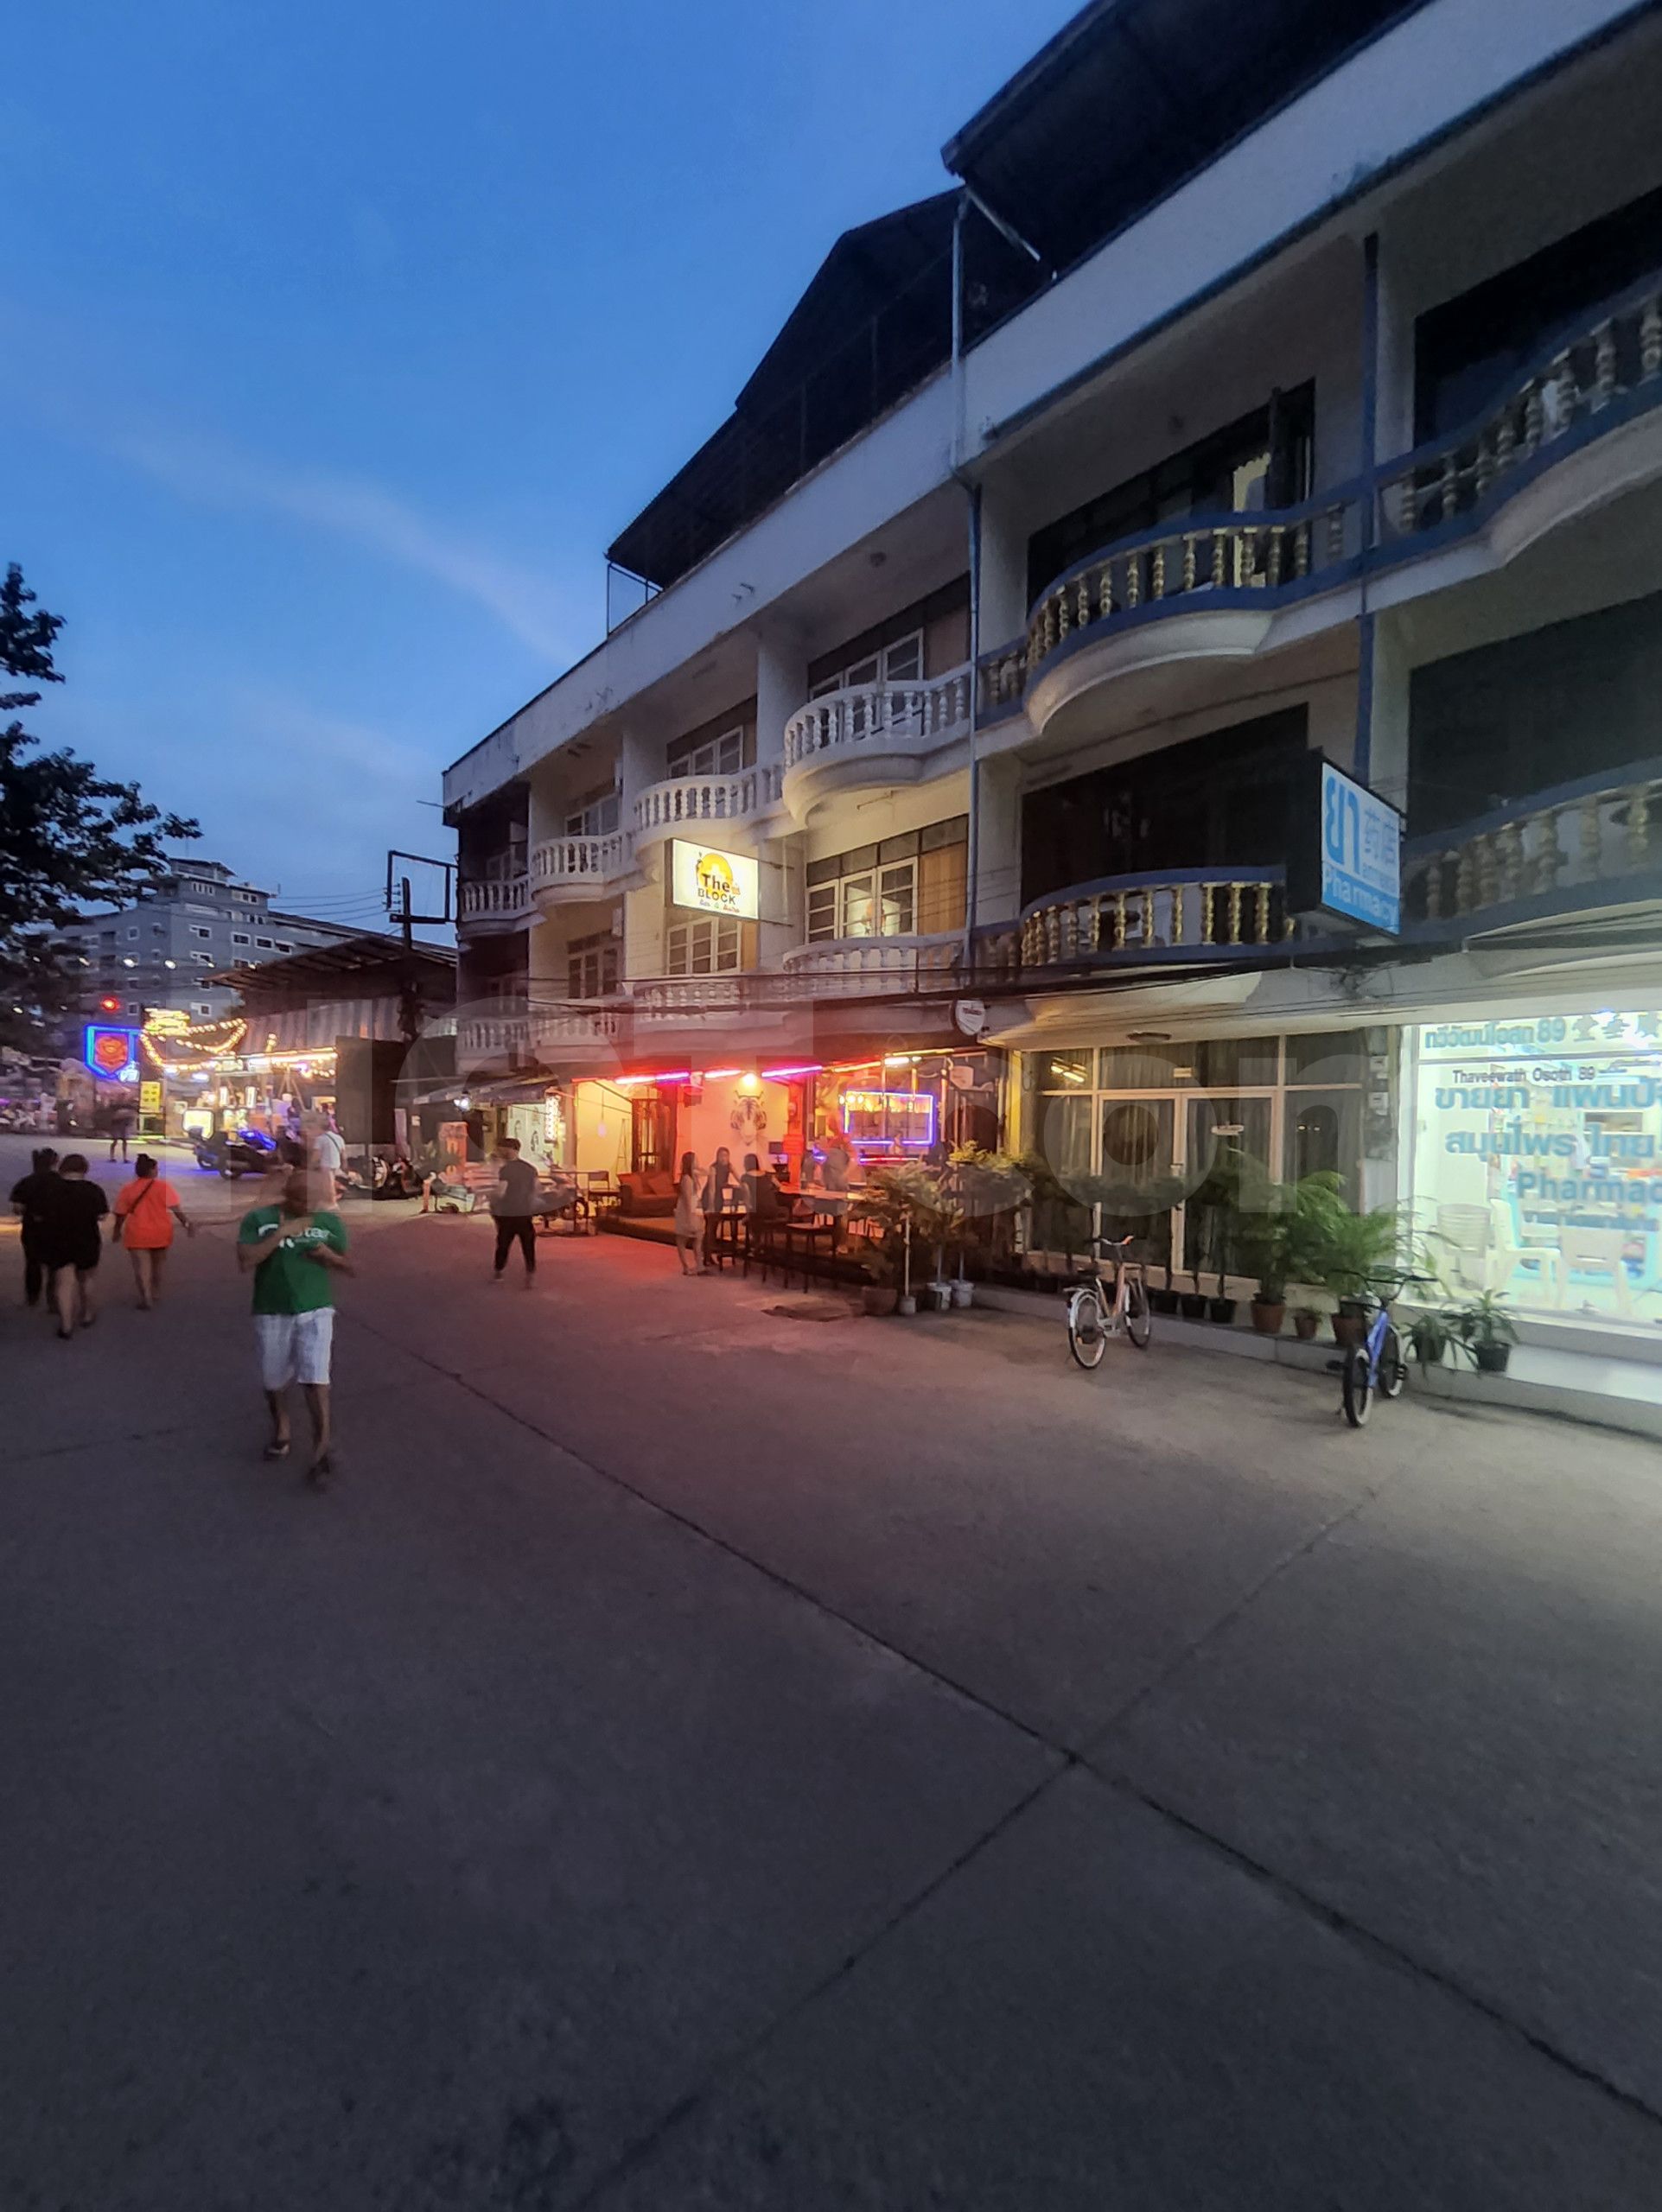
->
<box><xmin>671</xmin><ymin>840</ymin><xmax>759</xmax><ymax>919</ymax></box>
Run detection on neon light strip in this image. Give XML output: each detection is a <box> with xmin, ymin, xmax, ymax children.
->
<box><xmin>761</xmin><ymin>1063</ymin><xmax>824</xmax><ymax>1080</ymax></box>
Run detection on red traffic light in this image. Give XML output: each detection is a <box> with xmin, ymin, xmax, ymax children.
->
<box><xmin>99</xmin><ymin>995</ymin><xmax>122</xmax><ymax>1013</ymax></box>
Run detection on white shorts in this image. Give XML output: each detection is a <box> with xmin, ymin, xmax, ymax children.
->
<box><xmin>255</xmin><ymin>1309</ymin><xmax>335</xmax><ymax>1390</ymax></box>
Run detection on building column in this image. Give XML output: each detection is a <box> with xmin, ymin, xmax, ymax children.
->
<box><xmin>976</xmin><ymin>490</ymin><xmax>1029</xmax><ymax>653</ymax></box>
<box><xmin>754</xmin><ymin>620</ymin><xmax>806</xmax><ymax>766</ymax></box>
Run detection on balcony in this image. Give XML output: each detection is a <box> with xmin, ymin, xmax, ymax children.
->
<box><xmin>780</xmin><ymin>931</ymin><xmax>965</xmax><ymax>996</ymax></box>
<box><xmin>530</xmin><ymin>832</ymin><xmax>632</xmax><ymax>904</ymax></box>
<box><xmin>1403</xmin><ymin>757</ymin><xmax>1662</xmax><ymax>939</ymax></box>
<box><xmin>780</xmin><ymin>666</ymin><xmax>973</xmax><ymax>817</ymax></box>
<box><xmin>1014</xmin><ymin>869</ymin><xmax>1292</xmax><ymax>972</ymax></box>
<box><xmin>631</xmin><ymin>765</ymin><xmax>784</xmax><ymax>851</ymax></box>
<box><xmin>979</xmin><ymin>273</ymin><xmax>1662</xmax><ymax>741</ymax></box>
<box><xmin>457</xmin><ymin>1000</ymin><xmax>629</xmax><ymax>1069</ymax></box>
<box><xmin>458</xmin><ymin>874</ymin><xmax>532</xmax><ymax>928</ymax></box>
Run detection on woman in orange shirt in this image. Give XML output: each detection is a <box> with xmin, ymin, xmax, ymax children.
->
<box><xmin>112</xmin><ymin>1153</ymin><xmax>194</xmax><ymax>1308</ymax></box>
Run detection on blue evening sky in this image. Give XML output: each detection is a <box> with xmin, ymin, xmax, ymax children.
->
<box><xmin>4</xmin><ymin>0</ymin><xmax>1075</xmax><ymax>925</ymax></box>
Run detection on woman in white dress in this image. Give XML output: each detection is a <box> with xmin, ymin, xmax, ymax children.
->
<box><xmin>672</xmin><ymin>1151</ymin><xmax>704</xmax><ymax>1277</ymax></box>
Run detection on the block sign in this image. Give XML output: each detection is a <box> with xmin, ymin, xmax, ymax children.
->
<box><xmin>1287</xmin><ymin>757</ymin><xmax>1403</xmax><ymax>936</ymax></box>
<box><xmin>670</xmin><ymin>840</ymin><xmax>759</xmax><ymax>920</ymax></box>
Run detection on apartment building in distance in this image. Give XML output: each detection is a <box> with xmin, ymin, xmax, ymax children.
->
<box><xmin>444</xmin><ymin>0</ymin><xmax>1662</xmax><ymax>1348</ymax></box>
<box><xmin>64</xmin><ymin>858</ymin><xmax>363</xmax><ymax>1022</ymax></box>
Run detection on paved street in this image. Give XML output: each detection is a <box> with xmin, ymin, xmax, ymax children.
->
<box><xmin>4</xmin><ymin>1134</ymin><xmax>1662</xmax><ymax>2209</ymax></box>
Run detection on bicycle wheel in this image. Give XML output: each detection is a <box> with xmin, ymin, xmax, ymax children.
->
<box><xmin>1379</xmin><ymin>1324</ymin><xmax>1407</xmax><ymax>1398</ymax></box>
<box><xmin>1124</xmin><ymin>1268</ymin><xmax>1152</xmax><ymax>1349</ymax></box>
<box><xmin>1067</xmin><ymin>1286</ymin><xmax>1107</xmax><ymax>1370</ymax></box>
<box><xmin>1341</xmin><ymin>1344</ymin><xmax>1373</xmax><ymax>1427</ymax></box>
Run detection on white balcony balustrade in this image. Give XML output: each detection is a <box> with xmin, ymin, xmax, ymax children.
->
<box><xmin>458</xmin><ymin>874</ymin><xmax>532</xmax><ymax>924</ymax></box>
<box><xmin>780</xmin><ymin>932</ymin><xmax>965</xmax><ymax>996</ymax></box>
<box><xmin>632</xmin><ymin>766</ymin><xmax>783</xmax><ymax>846</ymax></box>
<box><xmin>781</xmin><ymin>667</ymin><xmax>972</xmax><ymax>814</ymax></box>
<box><xmin>529</xmin><ymin>832</ymin><xmax>631</xmax><ymax>900</ymax></box>
<box><xmin>1018</xmin><ymin>871</ymin><xmax>1291</xmax><ymax>968</ymax></box>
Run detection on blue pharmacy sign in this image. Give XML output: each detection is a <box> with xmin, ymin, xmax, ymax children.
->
<box><xmin>1288</xmin><ymin>757</ymin><xmax>1402</xmax><ymax>935</ymax></box>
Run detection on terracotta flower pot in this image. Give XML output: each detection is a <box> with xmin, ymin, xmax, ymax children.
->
<box><xmin>861</xmin><ymin>1284</ymin><xmax>899</xmax><ymax>1317</ymax></box>
<box><xmin>1331</xmin><ymin>1313</ymin><xmax>1366</xmax><ymax>1349</ymax></box>
<box><xmin>1293</xmin><ymin>1311</ymin><xmax>1320</xmax><ymax>1341</ymax></box>
<box><xmin>1251</xmin><ymin>1300</ymin><xmax>1286</xmax><ymax>1336</ymax></box>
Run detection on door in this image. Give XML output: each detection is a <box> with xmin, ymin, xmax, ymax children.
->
<box><xmin>1181</xmin><ymin>1095</ymin><xmax>1273</xmax><ymax>1283</ymax></box>
<box><xmin>1098</xmin><ymin>1096</ymin><xmax>1176</xmax><ymax>1274</ymax></box>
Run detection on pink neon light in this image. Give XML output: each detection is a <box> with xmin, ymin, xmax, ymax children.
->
<box><xmin>701</xmin><ymin>1066</ymin><xmax>743</xmax><ymax>1078</ymax></box>
<box><xmin>613</xmin><ymin>1071</ymin><xmax>693</xmax><ymax>1086</ymax></box>
<box><xmin>761</xmin><ymin>1063</ymin><xmax>824</xmax><ymax>1079</ymax></box>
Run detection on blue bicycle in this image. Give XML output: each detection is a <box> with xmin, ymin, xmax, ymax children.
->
<box><xmin>1340</xmin><ymin>1273</ymin><xmax>1430</xmax><ymax>1427</ymax></box>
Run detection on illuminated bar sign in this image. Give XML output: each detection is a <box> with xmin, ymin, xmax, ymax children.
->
<box><xmin>83</xmin><ymin>1024</ymin><xmax>140</xmax><ymax>1080</ymax></box>
<box><xmin>840</xmin><ymin>1087</ymin><xmax>938</xmax><ymax>1152</ymax></box>
<box><xmin>671</xmin><ymin>840</ymin><xmax>759</xmax><ymax>920</ymax></box>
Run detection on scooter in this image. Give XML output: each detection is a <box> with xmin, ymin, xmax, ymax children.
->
<box><xmin>193</xmin><ymin>1127</ymin><xmax>280</xmax><ymax>1179</ymax></box>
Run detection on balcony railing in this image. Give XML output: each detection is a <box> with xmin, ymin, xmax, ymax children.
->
<box><xmin>457</xmin><ymin>1012</ymin><xmax>529</xmax><ymax>1057</ymax></box>
<box><xmin>457</xmin><ymin>1001</ymin><xmax>627</xmax><ymax>1061</ymax></box>
<box><xmin>979</xmin><ymin>495</ymin><xmax>1360</xmax><ymax>716</ymax></box>
<box><xmin>783</xmin><ymin>667</ymin><xmax>973</xmax><ymax>771</ymax></box>
<box><xmin>530</xmin><ymin>832</ymin><xmax>630</xmax><ymax>892</ymax></box>
<box><xmin>979</xmin><ymin>271</ymin><xmax>1662</xmax><ymax>723</ymax></box>
<box><xmin>458</xmin><ymin>874</ymin><xmax>532</xmax><ymax>921</ymax></box>
<box><xmin>1404</xmin><ymin>757</ymin><xmax>1662</xmax><ymax>931</ymax></box>
<box><xmin>633</xmin><ymin>766</ymin><xmax>783</xmax><ymax>839</ymax></box>
<box><xmin>1376</xmin><ymin>271</ymin><xmax>1662</xmax><ymax>543</ymax></box>
<box><xmin>1017</xmin><ymin>869</ymin><xmax>1291</xmax><ymax>969</ymax></box>
<box><xmin>780</xmin><ymin>931</ymin><xmax>965</xmax><ymax>995</ymax></box>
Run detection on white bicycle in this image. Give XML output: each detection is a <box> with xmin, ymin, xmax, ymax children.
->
<box><xmin>1067</xmin><ymin>1210</ymin><xmax>1153</xmax><ymax>1370</ymax></box>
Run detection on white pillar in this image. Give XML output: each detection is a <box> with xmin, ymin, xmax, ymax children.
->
<box><xmin>754</xmin><ymin>621</ymin><xmax>806</xmax><ymax>766</ymax></box>
<box><xmin>977</xmin><ymin>491</ymin><xmax>1029</xmax><ymax>652</ymax></box>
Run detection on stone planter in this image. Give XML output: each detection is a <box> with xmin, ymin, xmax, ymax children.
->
<box><xmin>950</xmin><ymin>1280</ymin><xmax>974</xmax><ymax>1308</ymax></box>
<box><xmin>861</xmin><ymin>1284</ymin><xmax>899</xmax><ymax>1317</ymax></box>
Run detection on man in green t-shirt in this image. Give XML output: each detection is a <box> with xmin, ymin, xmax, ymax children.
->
<box><xmin>238</xmin><ymin>1170</ymin><xmax>353</xmax><ymax>1486</ymax></box>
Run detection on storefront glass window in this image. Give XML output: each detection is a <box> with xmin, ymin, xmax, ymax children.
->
<box><xmin>1410</xmin><ymin>1010</ymin><xmax>1662</xmax><ymax>1326</ymax></box>
<box><xmin>1035</xmin><ymin>1050</ymin><xmax>1094</xmax><ymax>1093</ymax></box>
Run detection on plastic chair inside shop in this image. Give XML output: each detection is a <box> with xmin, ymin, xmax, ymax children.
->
<box><xmin>1435</xmin><ymin>1204</ymin><xmax>1490</xmax><ymax>1293</ymax></box>
<box><xmin>1488</xmin><ymin>1195</ymin><xmax>1560</xmax><ymax>1304</ymax></box>
<box><xmin>1558</xmin><ymin>1224</ymin><xmax>1634</xmax><ymax>1317</ymax></box>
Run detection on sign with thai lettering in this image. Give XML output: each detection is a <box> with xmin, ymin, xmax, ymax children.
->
<box><xmin>671</xmin><ymin>840</ymin><xmax>759</xmax><ymax>920</ymax></box>
<box><xmin>1287</xmin><ymin>757</ymin><xmax>1402</xmax><ymax>935</ymax></box>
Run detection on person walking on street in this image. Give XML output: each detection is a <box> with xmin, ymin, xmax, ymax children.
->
<box><xmin>673</xmin><ymin>1150</ymin><xmax>704</xmax><ymax>1276</ymax></box>
<box><xmin>237</xmin><ymin>1169</ymin><xmax>352</xmax><ymax>1486</ymax></box>
<box><xmin>821</xmin><ymin>1126</ymin><xmax>852</xmax><ymax>1250</ymax></box>
<box><xmin>112</xmin><ymin>1153</ymin><xmax>194</xmax><ymax>1308</ymax></box>
<box><xmin>701</xmin><ymin>1145</ymin><xmax>735</xmax><ymax>1271</ymax></box>
<box><xmin>488</xmin><ymin>1136</ymin><xmax>538</xmax><ymax>1287</ymax></box>
<box><xmin>309</xmin><ymin>1113</ymin><xmax>347</xmax><ymax>1194</ymax></box>
<box><xmin>10</xmin><ymin>1146</ymin><xmax>59</xmax><ymax>1307</ymax></box>
<box><xmin>33</xmin><ymin>1154</ymin><xmax>109</xmax><ymax>1338</ymax></box>
<box><xmin>107</xmin><ymin>1103</ymin><xmax>136</xmax><ymax>1164</ymax></box>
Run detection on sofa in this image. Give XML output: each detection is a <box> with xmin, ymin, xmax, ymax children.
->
<box><xmin>616</xmin><ymin>1169</ymin><xmax>678</xmax><ymax>1217</ymax></box>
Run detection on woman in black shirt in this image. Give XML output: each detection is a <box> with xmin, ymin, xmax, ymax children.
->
<box><xmin>33</xmin><ymin>1153</ymin><xmax>110</xmax><ymax>1338</ymax></box>
<box><xmin>9</xmin><ymin>1146</ymin><xmax>59</xmax><ymax>1307</ymax></box>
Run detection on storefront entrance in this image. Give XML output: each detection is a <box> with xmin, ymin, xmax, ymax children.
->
<box><xmin>1025</xmin><ymin>1032</ymin><xmax>1368</xmax><ymax>1273</ymax></box>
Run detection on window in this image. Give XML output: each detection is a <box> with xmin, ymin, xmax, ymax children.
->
<box><xmin>666</xmin><ymin>916</ymin><xmax>741</xmax><ymax>975</ymax></box>
<box><xmin>193</xmin><ymin>1001</ymin><xmax>213</xmax><ymax>1015</ymax></box>
<box><xmin>564</xmin><ymin>787</ymin><xmax>621</xmax><ymax>836</ymax></box>
<box><xmin>191</xmin><ymin>951</ymin><xmax>213</xmax><ymax>965</ymax></box>
<box><xmin>808</xmin><ymin>632</ymin><xmax>925</xmax><ymax>739</ymax></box>
<box><xmin>806</xmin><ymin>817</ymin><xmax>967</xmax><ymax>941</ymax></box>
<box><xmin>151</xmin><ymin>923</ymin><xmax>165</xmax><ymax>936</ymax></box>
<box><xmin>667</xmin><ymin>724</ymin><xmax>748</xmax><ymax>780</ymax></box>
<box><xmin>189</xmin><ymin>925</ymin><xmax>211</xmax><ymax>940</ymax></box>
<box><xmin>273</xmin><ymin>941</ymin><xmax>292</xmax><ymax>953</ymax></box>
<box><xmin>231</xmin><ymin>932</ymin><xmax>250</xmax><ymax>945</ymax></box>
<box><xmin>567</xmin><ymin>931</ymin><xmax>620</xmax><ymax>1000</ymax></box>
<box><xmin>126</xmin><ymin>1001</ymin><xmax>141</xmax><ymax>1015</ymax></box>
<box><xmin>255</xmin><ymin>937</ymin><xmax>272</xmax><ymax>949</ymax></box>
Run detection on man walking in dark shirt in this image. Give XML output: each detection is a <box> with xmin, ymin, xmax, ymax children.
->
<box><xmin>488</xmin><ymin>1137</ymin><xmax>539</xmax><ymax>1287</ymax></box>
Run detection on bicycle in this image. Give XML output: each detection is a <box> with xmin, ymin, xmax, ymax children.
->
<box><xmin>1338</xmin><ymin>1272</ymin><xmax>1431</xmax><ymax>1427</ymax></box>
<box><xmin>1067</xmin><ymin>1206</ymin><xmax>1153</xmax><ymax>1370</ymax></box>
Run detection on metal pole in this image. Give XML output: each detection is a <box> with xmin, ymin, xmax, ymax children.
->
<box><xmin>1354</xmin><ymin>232</ymin><xmax>1380</xmax><ymax>785</ymax></box>
<box><xmin>964</xmin><ymin>480</ymin><xmax>983</xmax><ymax>966</ymax></box>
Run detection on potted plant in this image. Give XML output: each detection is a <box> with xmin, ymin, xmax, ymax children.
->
<box><xmin>1309</xmin><ymin>1189</ymin><xmax>1403</xmax><ymax>1347</ymax></box>
<box><xmin>1292</xmin><ymin>1305</ymin><xmax>1321</xmax><ymax>1341</ymax></box>
<box><xmin>1406</xmin><ymin>1307</ymin><xmax>1455</xmax><ymax>1370</ymax></box>
<box><xmin>950</xmin><ymin>1146</ymin><xmax>1028</xmax><ymax>1297</ymax></box>
<box><xmin>859</xmin><ymin>1163</ymin><xmax>961</xmax><ymax>1320</ymax></box>
<box><xmin>1449</xmin><ymin>1289</ymin><xmax>1519</xmax><ymax>1373</ymax></box>
<box><xmin>1179</xmin><ymin>1271</ymin><xmax>1209</xmax><ymax>1321</ymax></box>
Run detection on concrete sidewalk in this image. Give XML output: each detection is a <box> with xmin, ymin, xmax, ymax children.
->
<box><xmin>3</xmin><ymin>1186</ymin><xmax>1660</xmax><ymax>2208</ymax></box>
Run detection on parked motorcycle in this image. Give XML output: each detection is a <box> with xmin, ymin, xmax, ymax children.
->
<box><xmin>192</xmin><ymin>1127</ymin><xmax>280</xmax><ymax>1179</ymax></box>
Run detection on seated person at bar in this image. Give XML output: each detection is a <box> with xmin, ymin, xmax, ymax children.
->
<box><xmin>742</xmin><ymin>1152</ymin><xmax>782</xmax><ymax>1224</ymax></box>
